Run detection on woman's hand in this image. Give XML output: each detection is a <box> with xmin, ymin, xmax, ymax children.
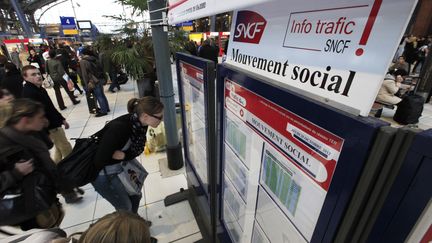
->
<box><xmin>112</xmin><ymin>150</ymin><xmax>125</xmax><ymax>160</ymax></box>
<box><xmin>396</xmin><ymin>75</ymin><xmax>403</xmax><ymax>87</ymax></box>
<box><xmin>15</xmin><ymin>159</ymin><xmax>34</xmax><ymax>176</ymax></box>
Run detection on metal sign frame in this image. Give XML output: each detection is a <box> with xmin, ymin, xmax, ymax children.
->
<box><xmin>176</xmin><ymin>52</ymin><xmax>217</xmax><ymax>241</ymax></box>
<box><xmin>366</xmin><ymin>129</ymin><xmax>432</xmax><ymax>242</ymax></box>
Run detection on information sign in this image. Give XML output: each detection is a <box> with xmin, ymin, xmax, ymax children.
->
<box><xmin>176</xmin><ymin>53</ymin><xmax>217</xmax><ymax>240</ymax></box>
<box><xmin>226</xmin><ymin>0</ymin><xmax>417</xmax><ymax>116</ymax></box>
<box><xmin>63</xmin><ymin>29</ymin><xmax>79</xmax><ymax>35</ymax></box>
<box><xmin>179</xmin><ymin>61</ymin><xmax>209</xmax><ymax>190</ymax></box>
<box><xmin>60</xmin><ymin>16</ymin><xmax>76</xmax><ymax>29</ymax></box>
<box><xmin>218</xmin><ymin>64</ymin><xmax>386</xmax><ymax>243</ymax></box>
<box><xmin>223</xmin><ymin>78</ymin><xmax>343</xmax><ymax>242</ymax></box>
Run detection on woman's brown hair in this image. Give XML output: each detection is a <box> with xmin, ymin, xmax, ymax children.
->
<box><xmin>78</xmin><ymin>211</ymin><xmax>151</xmax><ymax>243</ymax></box>
<box><xmin>127</xmin><ymin>96</ymin><xmax>164</xmax><ymax>116</ymax></box>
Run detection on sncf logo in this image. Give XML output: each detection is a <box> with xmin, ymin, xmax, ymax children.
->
<box><xmin>233</xmin><ymin>11</ymin><xmax>267</xmax><ymax>44</ymax></box>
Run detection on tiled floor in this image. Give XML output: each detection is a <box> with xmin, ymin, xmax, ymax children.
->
<box><xmin>374</xmin><ymin>101</ymin><xmax>432</xmax><ymax>130</ymax></box>
<box><xmin>0</xmin><ymin>75</ymin><xmax>201</xmax><ymax>243</ymax></box>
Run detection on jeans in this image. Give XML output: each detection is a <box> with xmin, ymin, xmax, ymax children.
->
<box><xmin>92</xmin><ymin>172</ymin><xmax>141</xmax><ymax>213</ymax></box>
<box><xmin>93</xmin><ymin>81</ymin><xmax>109</xmax><ymax>113</ymax></box>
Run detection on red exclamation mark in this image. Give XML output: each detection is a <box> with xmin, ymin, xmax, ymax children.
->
<box><xmin>356</xmin><ymin>0</ymin><xmax>383</xmax><ymax>56</ymax></box>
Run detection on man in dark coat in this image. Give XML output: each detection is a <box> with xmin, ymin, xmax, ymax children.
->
<box><xmin>198</xmin><ymin>39</ymin><xmax>219</xmax><ymax>65</ymax></box>
<box><xmin>21</xmin><ymin>65</ymin><xmax>82</xmax><ymax>203</ymax></box>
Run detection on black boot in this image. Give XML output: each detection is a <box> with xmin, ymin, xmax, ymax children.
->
<box><xmin>62</xmin><ymin>192</ymin><xmax>83</xmax><ymax>204</ymax></box>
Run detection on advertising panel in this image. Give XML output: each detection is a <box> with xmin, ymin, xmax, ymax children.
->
<box><xmin>168</xmin><ymin>0</ymin><xmax>275</xmax><ymax>24</ymax></box>
<box><xmin>226</xmin><ymin>0</ymin><xmax>417</xmax><ymax>116</ymax></box>
<box><xmin>179</xmin><ymin>61</ymin><xmax>209</xmax><ymax>189</ymax></box>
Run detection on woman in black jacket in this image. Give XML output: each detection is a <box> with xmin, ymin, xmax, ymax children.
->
<box><xmin>0</xmin><ymin>99</ymin><xmax>62</xmax><ymax>229</ymax></box>
<box><xmin>27</xmin><ymin>49</ymin><xmax>45</xmax><ymax>76</ymax></box>
<box><xmin>92</xmin><ymin>96</ymin><xmax>164</xmax><ymax>214</ymax></box>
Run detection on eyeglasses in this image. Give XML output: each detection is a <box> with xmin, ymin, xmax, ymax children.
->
<box><xmin>149</xmin><ymin>113</ymin><xmax>163</xmax><ymax>121</ymax></box>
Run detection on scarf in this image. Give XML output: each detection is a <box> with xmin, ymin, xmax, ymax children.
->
<box><xmin>129</xmin><ymin>113</ymin><xmax>147</xmax><ymax>158</ymax></box>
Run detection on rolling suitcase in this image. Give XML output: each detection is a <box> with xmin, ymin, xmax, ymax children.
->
<box><xmin>86</xmin><ymin>91</ymin><xmax>98</xmax><ymax>114</ymax></box>
<box><xmin>393</xmin><ymin>94</ymin><xmax>424</xmax><ymax>124</ymax></box>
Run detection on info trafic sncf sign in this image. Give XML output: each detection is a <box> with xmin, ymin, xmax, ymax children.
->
<box><xmin>227</xmin><ymin>0</ymin><xmax>417</xmax><ymax>116</ymax></box>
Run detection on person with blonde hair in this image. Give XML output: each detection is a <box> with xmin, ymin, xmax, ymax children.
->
<box><xmin>78</xmin><ymin>211</ymin><xmax>152</xmax><ymax>243</ymax></box>
<box><xmin>0</xmin><ymin>88</ymin><xmax>14</xmax><ymax>127</ymax></box>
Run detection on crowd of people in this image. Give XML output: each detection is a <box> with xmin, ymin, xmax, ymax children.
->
<box><xmin>376</xmin><ymin>35</ymin><xmax>431</xmax><ymax>105</ymax></box>
<box><xmin>0</xmin><ymin>42</ymin><xmax>162</xmax><ymax>242</ymax></box>
<box><xmin>185</xmin><ymin>38</ymin><xmax>222</xmax><ymax>65</ymax></box>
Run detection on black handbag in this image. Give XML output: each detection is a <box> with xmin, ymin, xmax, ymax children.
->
<box><xmin>57</xmin><ymin>129</ymin><xmax>105</xmax><ymax>188</ymax></box>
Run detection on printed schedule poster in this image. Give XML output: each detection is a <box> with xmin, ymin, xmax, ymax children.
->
<box><xmin>223</xmin><ymin>78</ymin><xmax>344</xmax><ymax>242</ymax></box>
<box><xmin>180</xmin><ymin>61</ymin><xmax>208</xmax><ymax>187</ymax></box>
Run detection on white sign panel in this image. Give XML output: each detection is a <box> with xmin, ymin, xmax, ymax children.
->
<box><xmin>222</xmin><ymin>79</ymin><xmax>344</xmax><ymax>242</ymax></box>
<box><xmin>226</xmin><ymin>0</ymin><xmax>417</xmax><ymax>116</ymax></box>
<box><xmin>168</xmin><ymin>0</ymin><xmax>275</xmax><ymax>24</ymax></box>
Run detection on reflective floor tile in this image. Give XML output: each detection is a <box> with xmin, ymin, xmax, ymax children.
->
<box><xmin>92</xmin><ymin>194</ymin><xmax>116</xmax><ymax>220</ymax></box>
<box><xmin>147</xmin><ymin>200</ymin><xmax>199</xmax><ymax>243</ymax></box>
<box><xmin>59</xmin><ymin>188</ymin><xmax>98</xmax><ymax>228</ymax></box>
<box><xmin>141</xmin><ymin>152</ymin><xmax>167</xmax><ymax>174</ymax></box>
<box><xmin>171</xmin><ymin>232</ymin><xmax>203</xmax><ymax>243</ymax></box>
<box><xmin>144</xmin><ymin>173</ymin><xmax>187</xmax><ymax>204</ymax></box>
<box><xmin>63</xmin><ymin>221</ymin><xmax>92</xmax><ymax>239</ymax></box>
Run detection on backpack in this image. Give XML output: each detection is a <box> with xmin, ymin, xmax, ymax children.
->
<box><xmin>87</xmin><ymin>59</ymin><xmax>106</xmax><ymax>80</ymax></box>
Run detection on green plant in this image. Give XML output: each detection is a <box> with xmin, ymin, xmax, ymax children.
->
<box><xmin>115</xmin><ymin>0</ymin><xmax>148</xmax><ymax>15</ymax></box>
<box><xmin>111</xmin><ymin>33</ymin><xmax>155</xmax><ymax>80</ymax></box>
<box><xmin>169</xmin><ymin>29</ymin><xmax>189</xmax><ymax>54</ymax></box>
<box><xmin>96</xmin><ymin>0</ymin><xmax>188</xmax><ymax>80</ymax></box>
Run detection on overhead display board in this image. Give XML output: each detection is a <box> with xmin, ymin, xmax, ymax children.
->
<box><xmin>77</xmin><ymin>20</ymin><xmax>92</xmax><ymax>30</ymax></box>
<box><xmin>168</xmin><ymin>0</ymin><xmax>275</xmax><ymax>24</ymax></box>
<box><xmin>218</xmin><ymin>64</ymin><xmax>386</xmax><ymax>243</ymax></box>
<box><xmin>226</xmin><ymin>0</ymin><xmax>417</xmax><ymax>116</ymax></box>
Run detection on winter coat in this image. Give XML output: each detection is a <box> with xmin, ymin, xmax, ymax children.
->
<box><xmin>21</xmin><ymin>82</ymin><xmax>65</xmax><ymax>130</ymax></box>
<box><xmin>46</xmin><ymin>59</ymin><xmax>67</xmax><ymax>83</ymax></box>
<box><xmin>1</xmin><ymin>71</ymin><xmax>23</xmax><ymax>98</ymax></box>
<box><xmin>376</xmin><ymin>76</ymin><xmax>402</xmax><ymax>105</ymax></box>
<box><xmin>10</xmin><ymin>51</ymin><xmax>22</xmax><ymax>69</ymax></box>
